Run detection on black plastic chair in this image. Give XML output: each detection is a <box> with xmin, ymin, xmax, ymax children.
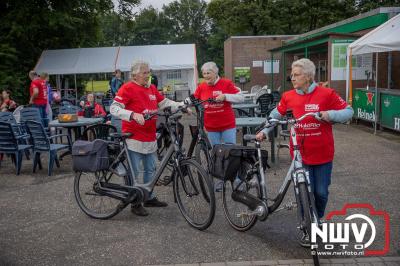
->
<box><xmin>256</xmin><ymin>93</ymin><xmax>275</xmax><ymax>117</ymax></box>
<box><xmin>272</xmin><ymin>91</ymin><xmax>281</xmax><ymax>104</ymax></box>
<box><xmin>25</xmin><ymin>120</ymin><xmax>71</xmax><ymax>176</ymax></box>
<box><xmin>20</xmin><ymin>107</ymin><xmax>50</xmax><ymax>128</ymax></box>
<box><xmin>0</xmin><ymin>121</ymin><xmax>32</xmax><ymax>175</ymax></box>
<box><xmin>81</xmin><ymin>124</ymin><xmax>117</xmax><ymax>141</ymax></box>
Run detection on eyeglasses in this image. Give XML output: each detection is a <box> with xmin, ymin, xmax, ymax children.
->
<box><xmin>290</xmin><ymin>73</ymin><xmax>304</xmax><ymax>79</ymax></box>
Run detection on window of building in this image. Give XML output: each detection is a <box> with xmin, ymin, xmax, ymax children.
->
<box><xmin>166</xmin><ymin>70</ymin><xmax>182</xmax><ymax>80</ymax></box>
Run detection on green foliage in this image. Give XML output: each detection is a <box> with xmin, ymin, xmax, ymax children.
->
<box><xmin>0</xmin><ymin>0</ymin><xmax>139</xmax><ymax>104</ymax></box>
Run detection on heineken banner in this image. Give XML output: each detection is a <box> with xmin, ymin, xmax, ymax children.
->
<box><xmin>380</xmin><ymin>91</ymin><xmax>400</xmax><ymax>132</ymax></box>
<box><xmin>352</xmin><ymin>88</ymin><xmax>377</xmax><ymax>122</ymax></box>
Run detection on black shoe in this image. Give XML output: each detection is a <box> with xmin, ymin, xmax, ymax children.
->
<box><xmin>299</xmin><ymin>232</ymin><xmax>311</xmax><ymax>248</ymax></box>
<box><xmin>131</xmin><ymin>204</ymin><xmax>149</xmax><ymax>216</ymax></box>
<box><xmin>144</xmin><ymin>197</ymin><xmax>168</xmax><ymax>207</ymax></box>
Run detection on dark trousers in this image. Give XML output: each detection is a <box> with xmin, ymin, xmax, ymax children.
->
<box><xmin>303</xmin><ymin>161</ymin><xmax>333</xmax><ymax>219</ymax></box>
<box><xmin>33</xmin><ymin>104</ymin><xmax>48</xmax><ymax>127</ymax></box>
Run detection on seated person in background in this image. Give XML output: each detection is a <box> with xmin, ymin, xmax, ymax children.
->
<box><xmin>78</xmin><ymin>93</ymin><xmax>106</xmax><ymax>118</ymax></box>
<box><xmin>1</xmin><ymin>89</ymin><xmax>17</xmax><ymax>112</ymax></box>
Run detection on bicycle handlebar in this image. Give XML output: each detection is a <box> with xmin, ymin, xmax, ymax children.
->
<box><xmin>261</xmin><ymin>112</ymin><xmax>322</xmax><ymax>130</ymax></box>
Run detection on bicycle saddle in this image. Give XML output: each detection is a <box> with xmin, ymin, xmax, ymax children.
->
<box><xmin>109</xmin><ymin>132</ymin><xmax>132</xmax><ymax>139</ymax></box>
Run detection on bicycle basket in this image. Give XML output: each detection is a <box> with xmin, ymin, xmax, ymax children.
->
<box><xmin>72</xmin><ymin>139</ymin><xmax>109</xmax><ymax>172</ymax></box>
<box><xmin>210</xmin><ymin>144</ymin><xmax>269</xmax><ymax>181</ymax></box>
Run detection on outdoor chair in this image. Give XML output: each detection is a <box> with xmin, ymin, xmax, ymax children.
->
<box><xmin>0</xmin><ymin>121</ymin><xmax>32</xmax><ymax>175</ymax></box>
<box><xmin>20</xmin><ymin>107</ymin><xmax>50</xmax><ymax>129</ymax></box>
<box><xmin>255</xmin><ymin>93</ymin><xmax>275</xmax><ymax>117</ymax></box>
<box><xmin>272</xmin><ymin>91</ymin><xmax>281</xmax><ymax>103</ymax></box>
<box><xmin>276</xmin><ymin>126</ymin><xmax>290</xmax><ymax>165</ymax></box>
<box><xmin>81</xmin><ymin>124</ymin><xmax>117</xmax><ymax>141</ymax></box>
<box><xmin>25</xmin><ymin>120</ymin><xmax>71</xmax><ymax>176</ymax></box>
<box><xmin>250</xmin><ymin>85</ymin><xmax>262</xmax><ymax>94</ymax></box>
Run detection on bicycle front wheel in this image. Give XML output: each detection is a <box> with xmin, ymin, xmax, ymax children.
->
<box><xmin>222</xmin><ymin>162</ymin><xmax>261</xmax><ymax>231</ymax></box>
<box><xmin>174</xmin><ymin>159</ymin><xmax>216</xmax><ymax>230</ymax></box>
<box><xmin>74</xmin><ymin>170</ymin><xmax>129</xmax><ymax>219</ymax></box>
<box><xmin>298</xmin><ymin>182</ymin><xmax>320</xmax><ymax>265</ymax></box>
<box><xmin>194</xmin><ymin>141</ymin><xmax>211</xmax><ymax>171</ymax></box>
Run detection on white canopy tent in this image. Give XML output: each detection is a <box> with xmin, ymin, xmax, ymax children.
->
<box><xmin>346</xmin><ymin>13</ymin><xmax>400</xmax><ymax>101</ymax></box>
<box><xmin>346</xmin><ymin>13</ymin><xmax>400</xmax><ymax>133</ymax></box>
<box><xmin>34</xmin><ymin>44</ymin><xmax>198</xmax><ymax>99</ymax></box>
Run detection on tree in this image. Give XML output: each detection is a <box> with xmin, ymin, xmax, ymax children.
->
<box><xmin>0</xmin><ymin>0</ymin><xmax>140</xmax><ymax>103</ymax></box>
<box><xmin>163</xmin><ymin>0</ymin><xmax>211</xmax><ymax>68</ymax></box>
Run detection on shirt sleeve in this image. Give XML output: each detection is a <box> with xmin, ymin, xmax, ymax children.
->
<box><xmin>327</xmin><ymin>89</ymin><xmax>348</xmax><ymax>110</ymax></box>
<box><xmin>194</xmin><ymin>85</ymin><xmax>201</xmax><ymax>99</ymax></box>
<box><xmin>225</xmin><ymin>80</ymin><xmax>239</xmax><ymax>94</ymax></box>
<box><xmin>154</xmin><ymin>86</ymin><xmax>165</xmax><ymax>103</ymax></box>
<box><xmin>276</xmin><ymin>92</ymin><xmax>288</xmax><ymax>116</ymax></box>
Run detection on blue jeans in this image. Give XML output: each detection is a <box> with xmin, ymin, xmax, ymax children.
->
<box><xmin>207</xmin><ymin>127</ymin><xmax>237</xmax><ymax>146</ymax></box>
<box><xmin>33</xmin><ymin>104</ymin><xmax>48</xmax><ymax>127</ymax></box>
<box><xmin>207</xmin><ymin>128</ymin><xmax>237</xmax><ymax>190</ymax></box>
<box><xmin>303</xmin><ymin>161</ymin><xmax>333</xmax><ymax>219</ymax></box>
<box><xmin>128</xmin><ymin>150</ymin><xmax>156</xmax><ymax>199</ymax></box>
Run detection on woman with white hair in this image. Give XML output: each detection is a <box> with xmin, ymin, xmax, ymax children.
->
<box><xmin>110</xmin><ymin>60</ymin><xmax>185</xmax><ymax>217</ymax></box>
<box><xmin>194</xmin><ymin>61</ymin><xmax>244</xmax><ymax>192</ymax></box>
<box><xmin>256</xmin><ymin>58</ymin><xmax>353</xmax><ymax>247</ymax></box>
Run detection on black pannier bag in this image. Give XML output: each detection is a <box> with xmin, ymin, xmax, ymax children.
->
<box><xmin>72</xmin><ymin>139</ymin><xmax>109</xmax><ymax>172</ymax></box>
<box><xmin>210</xmin><ymin>144</ymin><xmax>269</xmax><ymax>181</ymax></box>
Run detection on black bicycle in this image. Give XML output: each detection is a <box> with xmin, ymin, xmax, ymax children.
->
<box><xmin>186</xmin><ymin>97</ymin><xmax>216</xmax><ymax>174</ymax></box>
<box><xmin>74</xmin><ymin>106</ymin><xmax>216</xmax><ymax>230</ymax></box>
<box><xmin>222</xmin><ymin>112</ymin><xmax>321</xmax><ymax>265</ymax></box>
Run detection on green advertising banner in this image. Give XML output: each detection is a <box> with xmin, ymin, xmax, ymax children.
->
<box><xmin>380</xmin><ymin>92</ymin><xmax>400</xmax><ymax>131</ymax></box>
<box><xmin>352</xmin><ymin>88</ymin><xmax>377</xmax><ymax>122</ymax></box>
<box><xmin>234</xmin><ymin>67</ymin><xmax>250</xmax><ymax>83</ymax></box>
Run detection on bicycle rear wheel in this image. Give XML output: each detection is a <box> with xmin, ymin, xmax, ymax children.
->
<box><xmin>222</xmin><ymin>162</ymin><xmax>260</xmax><ymax>231</ymax></box>
<box><xmin>298</xmin><ymin>182</ymin><xmax>320</xmax><ymax>265</ymax></box>
<box><xmin>74</xmin><ymin>170</ymin><xmax>129</xmax><ymax>219</ymax></box>
<box><xmin>174</xmin><ymin>159</ymin><xmax>215</xmax><ymax>230</ymax></box>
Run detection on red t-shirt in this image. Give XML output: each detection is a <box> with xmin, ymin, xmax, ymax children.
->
<box><xmin>277</xmin><ymin>86</ymin><xmax>347</xmax><ymax>165</ymax></box>
<box><xmin>114</xmin><ymin>82</ymin><xmax>164</xmax><ymax>142</ymax></box>
<box><xmin>78</xmin><ymin>102</ymin><xmax>106</xmax><ymax>117</ymax></box>
<box><xmin>194</xmin><ymin>78</ymin><xmax>239</xmax><ymax>132</ymax></box>
<box><xmin>29</xmin><ymin>78</ymin><xmax>47</xmax><ymax>105</ymax></box>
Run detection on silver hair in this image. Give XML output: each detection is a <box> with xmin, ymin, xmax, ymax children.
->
<box><xmin>201</xmin><ymin>61</ymin><xmax>219</xmax><ymax>74</ymax></box>
<box><xmin>131</xmin><ymin>60</ymin><xmax>150</xmax><ymax>76</ymax></box>
<box><xmin>292</xmin><ymin>58</ymin><xmax>315</xmax><ymax>80</ymax></box>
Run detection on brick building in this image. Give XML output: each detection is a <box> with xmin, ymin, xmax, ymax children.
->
<box><xmin>269</xmin><ymin>7</ymin><xmax>400</xmax><ymax>100</ymax></box>
<box><xmin>224</xmin><ymin>35</ymin><xmax>294</xmax><ymax>91</ymax></box>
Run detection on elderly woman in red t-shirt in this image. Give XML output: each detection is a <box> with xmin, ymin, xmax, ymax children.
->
<box><xmin>194</xmin><ymin>61</ymin><xmax>244</xmax><ymax>191</ymax></box>
<box><xmin>110</xmin><ymin>60</ymin><xmax>185</xmax><ymax>216</ymax></box>
<box><xmin>256</xmin><ymin>58</ymin><xmax>353</xmax><ymax>247</ymax></box>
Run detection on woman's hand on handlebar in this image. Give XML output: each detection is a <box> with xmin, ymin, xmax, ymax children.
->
<box><xmin>319</xmin><ymin>111</ymin><xmax>330</xmax><ymax>122</ymax></box>
<box><xmin>255</xmin><ymin>131</ymin><xmax>266</xmax><ymax>141</ymax></box>
<box><xmin>215</xmin><ymin>94</ymin><xmax>225</xmax><ymax>102</ymax></box>
<box><xmin>131</xmin><ymin>112</ymin><xmax>145</xmax><ymax>125</ymax></box>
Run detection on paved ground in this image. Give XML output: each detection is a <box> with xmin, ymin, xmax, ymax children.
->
<box><xmin>0</xmin><ymin>117</ymin><xmax>399</xmax><ymax>265</ymax></box>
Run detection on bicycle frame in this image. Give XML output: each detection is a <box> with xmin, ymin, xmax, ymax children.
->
<box><xmin>187</xmin><ymin>101</ymin><xmax>213</xmax><ymax>158</ymax></box>
<box><xmin>241</xmin><ymin>113</ymin><xmax>320</xmax><ymax>221</ymax></box>
<box><xmin>97</xmin><ymin>112</ymin><xmax>187</xmax><ymax>203</ymax></box>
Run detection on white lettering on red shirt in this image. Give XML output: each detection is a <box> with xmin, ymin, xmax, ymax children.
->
<box><xmin>194</xmin><ymin>78</ymin><xmax>239</xmax><ymax>132</ymax></box>
<box><xmin>114</xmin><ymin>82</ymin><xmax>164</xmax><ymax>142</ymax></box>
<box><xmin>277</xmin><ymin>86</ymin><xmax>347</xmax><ymax>165</ymax></box>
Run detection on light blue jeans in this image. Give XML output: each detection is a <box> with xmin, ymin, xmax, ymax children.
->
<box><xmin>128</xmin><ymin>150</ymin><xmax>156</xmax><ymax>199</ymax></box>
<box><xmin>207</xmin><ymin>127</ymin><xmax>237</xmax><ymax>190</ymax></box>
<box><xmin>207</xmin><ymin>127</ymin><xmax>237</xmax><ymax>146</ymax></box>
